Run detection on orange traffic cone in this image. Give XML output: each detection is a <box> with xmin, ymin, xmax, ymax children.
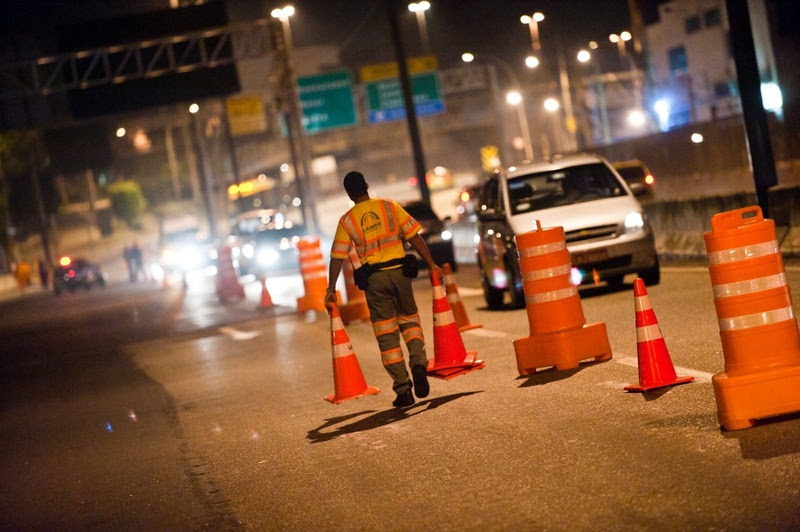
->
<box><xmin>427</xmin><ymin>271</ymin><xmax>485</xmax><ymax>380</ymax></box>
<box><xmin>625</xmin><ymin>278</ymin><xmax>694</xmax><ymax>392</ymax></box>
<box><xmin>325</xmin><ymin>304</ymin><xmax>380</xmax><ymax>404</ymax></box>
<box><xmin>259</xmin><ymin>273</ymin><xmax>275</xmax><ymax>309</ymax></box>
<box><xmin>216</xmin><ymin>245</ymin><xmax>245</xmax><ymax>302</ymax></box>
<box><xmin>339</xmin><ymin>247</ymin><xmax>370</xmax><ymax>324</ymax></box>
<box><xmin>443</xmin><ymin>263</ymin><xmax>482</xmax><ymax>331</ymax></box>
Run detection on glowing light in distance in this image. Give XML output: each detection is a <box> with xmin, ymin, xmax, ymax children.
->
<box><xmin>292</xmin><ymin>197</ymin><xmax>302</xmax><ymax>207</ymax></box>
<box><xmin>189</xmin><ymin>103</ymin><xmax>199</xmax><ymax>114</ymax></box>
<box><xmin>627</xmin><ymin>109</ymin><xmax>646</xmax><ymax>127</ymax></box>
<box><xmin>520</xmin><ymin>15</ymin><xmax>531</xmax><ymax>24</ymax></box>
<box><xmin>59</xmin><ymin>256</ymin><xmax>71</xmax><ymax>267</ymax></box>
<box><xmin>408</xmin><ymin>1</ymin><xmax>430</xmax><ymax>12</ymax></box>
<box><xmin>620</xmin><ymin>31</ymin><xmax>632</xmax><ymax>41</ymax></box>
<box><xmin>645</xmin><ymin>174</ymin><xmax>655</xmax><ymax>185</ymax></box>
<box><xmin>761</xmin><ymin>82</ymin><xmax>783</xmax><ymax>111</ymax></box>
<box><xmin>589</xmin><ymin>41</ymin><xmax>598</xmax><ymax>50</ymax></box>
<box><xmin>506</xmin><ymin>91</ymin><xmax>523</xmax><ymax>105</ymax></box>
<box><xmin>533</xmin><ymin>12</ymin><xmax>545</xmax><ymax>22</ymax></box>
<box><xmin>461</xmin><ymin>52</ymin><xmax>474</xmax><ymax>63</ymax></box>
<box><xmin>577</xmin><ymin>50</ymin><xmax>591</xmax><ymax>63</ymax></box>
<box><xmin>543</xmin><ymin>98</ymin><xmax>560</xmax><ymax>112</ymax></box>
<box><xmin>654</xmin><ymin>99</ymin><xmax>670</xmax><ymax>121</ymax></box>
<box><xmin>116</xmin><ymin>127</ymin><xmax>126</xmax><ymax>138</ymax></box>
<box><xmin>691</xmin><ymin>133</ymin><xmax>704</xmax><ymax>144</ymax></box>
<box><xmin>609</xmin><ymin>34</ymin><xmax>620</xmax><ymax>43</ymax></box>
<box><xmin>228</xmin><ymin>184</ymin><xmax>239</xmax><ymax>196</ymax></box>
<box><xmin>569</xmin><ymin>267</ymin><xmax>583</xmax><ymax>286</ymax></box>
<box><xmin>525</xmin><ymin>55</ymin><xmax>540</xmax><ymax>68</ymax></box>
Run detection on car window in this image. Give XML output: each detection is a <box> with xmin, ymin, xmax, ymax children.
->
<box><xmin>615</xmin><ymin>166</ymin><xmax>646</xmax><ymax>181</ymax></box>
<box><xmin>479</xmin><ymin>177</ymin><xmax>500</xmax><ymax>213</ymax></box>
<box><xmin>507</xmin><ymin>163</ymin><xmax>625</xmax><ymax>215</ymax></box>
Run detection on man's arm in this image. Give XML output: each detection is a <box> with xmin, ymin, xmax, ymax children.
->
<box><xmin>324</xmin><ymin>257</ymin><xmax>344</xmax><ymax>312</ymax></box>
<box><xmin>407</xmin><ymin>234</ymin><xmax>444</xmax><ymax>281</ymax></box>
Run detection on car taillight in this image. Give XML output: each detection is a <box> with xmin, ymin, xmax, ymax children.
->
<box><xmin>645</xmin><ymin>174</ymin><xmax>655</xmax><ymax>185</ymax></box>
<box><xmin>68</xmin><ymin>270</ymin><xmax>75</xmax><ymax>277</ymax></box>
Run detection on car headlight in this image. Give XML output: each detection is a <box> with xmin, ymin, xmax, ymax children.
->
<box><xmin>441</xmin><ymin>230</ymin><xmax>452</xmax><ymax>241</ymax></box>
<box><xmin>179</xmin><ymin>248</ymin><xmax>204</xmax><ymax>270</ymax></box>
<box><xmin>242</xmin><ymin>243</ymin><xmax>254</xmax><ymax>258</ymax></box>
<box><xmin>624</xmin><ymin>212</ymin><xmax>645</xmax><ymax>234</ymax></box>
<box><xmin>257</xmin><ymin>247</ymin><xmax>280</xmax><ymax>266</ymax></box>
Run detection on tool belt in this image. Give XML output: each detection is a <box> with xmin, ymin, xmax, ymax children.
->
<box><xmin>353</xmin><ymin>255</ymin><xmax>419</xmax><ymax>290</ymax></box>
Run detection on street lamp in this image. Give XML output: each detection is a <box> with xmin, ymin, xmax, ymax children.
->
<box><xmin>543</xmin><ymin>97</ymin><xmax>560</xmax><ymax>112</ymax></box>
<box><xmin>525</xmin><ymin>55</ymin><xmax>540</xmax><ymax>69</ymax></box>
<box><xmin>506</xmin><ymin>90</ymin><xmax>534</xmax><ymax>162</ymax></box>
<box><xmin>408</xmin><ymin>1</ymin><xmax>432</xmax><ymax>55</ymax></box>
<box><xmin>576</xmin><ymin>49</ymin><xmax>591</xmax><ymax>63</ymax></box>
<box><xmin>461</xmin><ymin>52</ymin><xmax>474</xmax><ymax>63</ymax></box>
<box><xmin>115</xmin><ymin>127</ymin><xmax>126</xmax><ymax>138</ymax></box>
<box><xmin>520</xmin><ymin>11</ymin><xmax>545</xmax><ymax>51</ymax></box>
<box><xmin>189</xmin><ymin>103</ymin><xmax>199</xmax><ymax>114</ymax></box>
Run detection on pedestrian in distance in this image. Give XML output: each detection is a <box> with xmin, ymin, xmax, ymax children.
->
<box><xmin>325</xmin><ymin>171</ymin><xmax>443</xmax><ymax>408</ymax></box>
<box><xmin>129</xmin><ymin>240</ymin><xmax>144</xmax><ymax>282</ymax></box>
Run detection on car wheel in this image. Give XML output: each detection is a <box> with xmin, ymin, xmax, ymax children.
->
<box><xmin>507</xmin><ymin>259</ymin><xmax>526</xmax><ymax>309</ymax></box>
<box><xmin>481</xmin><ymin>270</ymin><xmax>505</xmax><ymax>309</ymax></box>
<box><xmin>639</xmin><ymin>257</ymin><xmax>661</xmax><ymax>286</ymax></box>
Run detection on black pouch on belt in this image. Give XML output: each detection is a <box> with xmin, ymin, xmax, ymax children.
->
<box><xmin>402</xmin><ymin>254</ymin><xmax>419</xmax><ymax>278</ymax></box>
<box><xmin>353</xmin><ymin>264</ymin><xmax>372</xmax><ymax>290</ymax></box>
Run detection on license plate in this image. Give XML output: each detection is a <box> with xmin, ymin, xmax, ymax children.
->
<box><xmin>571</xmin><ymin>249</ymin><xmax>608</xmax><ymax>266</ymax></box>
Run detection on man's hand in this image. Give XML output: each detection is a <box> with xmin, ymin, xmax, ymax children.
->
<box><xmin>324</xmin><ymin>289</ymin><xmax>337</xmax><ymax>314</ymax></box>
<box><xmin>429</xmin><ymin>264</ymin><xmax>444</xmax><ymax>285</ymax></box>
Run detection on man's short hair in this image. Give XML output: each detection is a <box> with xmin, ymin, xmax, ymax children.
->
<box><xmin>343</xmin><ymin>171</ymin><xmax>368</xmax><ymax>197</ymax></box>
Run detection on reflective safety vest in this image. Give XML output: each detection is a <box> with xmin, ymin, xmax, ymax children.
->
<box><xmin>330</xmin><ymin>198</ymin><xmax>421</xmax><ymax>265</ymax></box>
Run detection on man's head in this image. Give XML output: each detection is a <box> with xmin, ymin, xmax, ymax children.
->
<box><xmin>343</xmin><ymin>171</ymin><xmax>369</xmax><ymax>201</ymax></box>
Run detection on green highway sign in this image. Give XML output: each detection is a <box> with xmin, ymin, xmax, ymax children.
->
<box><xmin>297</xmin><ymin>70</ymin><xmax>358</xmax><ymax>133</ymax></box>
<box><xmin>364</xmin><ymin>71</ymin><xmax>444</xmax><ymax>124</ymax></box>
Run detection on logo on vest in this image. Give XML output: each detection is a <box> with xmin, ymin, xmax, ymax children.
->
<box><xmin>360</xmin><ymin>211</ymin><xmax>383</xmax><ymax>233</ymax></box>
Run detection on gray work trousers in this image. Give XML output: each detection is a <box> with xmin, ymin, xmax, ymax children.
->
<box><xmin>365</xmin><ymin>267</ymin><xmax>427</xmax><ymax>395</ymax></box>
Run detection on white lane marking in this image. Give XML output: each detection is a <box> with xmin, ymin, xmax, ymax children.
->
<box><xmin>219</xmin><ymin>326</ymin><xmax>262</xmax><ymax>341</ymax></box>
<box><xmin>464</xmin><ymin>328</ymin><xmax>509</xmax><ymax>338</ymax></box>
<box><xmin>457</xmin><ymin>287</ymin><xmax>484</xmax><ymax>297</ymax></box>
<box><xmin>615</xmin><ymin>356</ymin><xmax>713</xmax><ymax>382</ymax></box>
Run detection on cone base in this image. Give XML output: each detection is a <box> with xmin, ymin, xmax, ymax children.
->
<box><xmin>458</xmin><ymin>323</ymin><xmax>483</xmax><ymax>332</ymax></box>
<box><xmin>325</xmin><ymin>385</ymin><xmax>380</xmax><ymax>405</ymax></box>
<box><xmin>713</xmin><ymin>364</ymin><xmax>800</xmax><ymax>431</ymax></box>
<box><xmin>625</xmin><ymin>375</ymin><xmax>694</xmax><ymax>392</ymax></box>
<box><xmin>340</xmin><ymin>299</ymin><xmax>370</xmax><ymax>324</ymax></box>
<box><xmin>297</xmin><ymin>293</ymin><xmax>326</xmax><ymax>313</ymax></box>
<box><xmin>428</xmin><ymin>359</ymin><xmax>485</xmax><ymax>380</ymax></box>
<box><xmin>513</xmin><ymin>322</ymin><xmax>612</xmax><ymax>376</ymax></box>
<box><xmin>428</xmin><ymin>350</ymin><xmax>482</xmax><ymax>373</ymax></box>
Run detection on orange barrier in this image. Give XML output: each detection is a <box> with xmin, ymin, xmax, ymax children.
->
<box><xmin>704</xmin><ymin>206</ymin><xmax>800</xmax><ymax>430</ymax></box>
<box><xmin>427</xmin><ymin>270</ymin><xmax>485</xmax><ymax>380</ymax></box>
<box><xmin>513</xmin><ymin>221</ymin><xmax>612</xmax><ymax>375</ymax></box>
<box><xmin>297</xmin><ymin>237</ymin><xmax>331</xmax><ymax>312</ymax></box>
<box><xmin>625</xmin><ymin>278</ymin><xmax>694</xmax><ymax>392</ymax></box>
<box><xmin>339</xmin><ymin>247</ymin><xmax>370</xmax><ymax>324</ymax></box>
<box><xmin>443</xmin><ymin>263</ymin><xmax>482</xmax><ymax>331</ymax></box>
<box><xmin>259</xmin><ymin>273</ymin><xmax>275</xmax><ymax>309</ymax></box>
<box><xmin>325</xmin><ymin>304</ymin><xmax>380</xmax><ymax>404</ymax></box>
<box><xmin>215</xmin><ymin>245</ymin><xmax>245</xmax><ymax>302</ymax></box>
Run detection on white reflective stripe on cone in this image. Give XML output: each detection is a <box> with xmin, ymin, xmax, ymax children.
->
<box><xmin>636</xmin><ymin>323</ymin><xmax>663</xmax><ymax>342</ymax></box>
<box><xmin>433</xmin><ymin>310</ymin><xmax>456</xmax><ymax>326</ymax></box>
<box><xmin>303</xmin><ymin>271</ymin><xmax>327</xmax><ymax>280</ymax></box>
<box><xmin>719</xmin><ymin>306</ymin><xmax>795</xmax><ymax>331</ymax></box>
<box><xmin>302</xmin><ymin>259</ymin><xmax>327</xmax><ymax>269</ymax></box>
<box><xmin>299</xmin><ymin>249</ymin><xmax>322</xmax><ymax>259</ymax></box>
<box><xmin>522</xmin><ymin>263</ymin><xmax>571</xmax><ymax>282</ymax></box>
<box><xmin>707</xmin><ymin>240</ymin><xmax>779</xmax><ymax>265</ymax></box>
<box><xmin>713</xmin><ymin>272</ymin><xmax>787</xmax><ymax>298</ymax></box>
<box><xmin>432</xmin><ymin>285</ymin><xmax>447</xmax><ymax>299</ymax></box>
<box><xmin>634</xmin><ymin>295</ymin><xmax>652</xmax><ymax>312</ymax></box>
<box><xmin>332</xmin><ymin>342</ymin><xmax>355</xmax><ymax>359</ymax></box>
<box><xmin>445</xmin><ymin>274</ymin><xmax>455</xmax><ymax>285</ymax></box>
<box><xmin>518</xmin><ymin>241</ymin><xmax>567</xmax><ymax>258</ymax></box>
<box><xmin>447</xmin><ymin>293</ymin><xmax>461</xmax><ymax>304</ymax></box>
<box><xmin>524</xmin><ymin>285</ymin><xmax>578</xmax><ymax>304</ymax></box>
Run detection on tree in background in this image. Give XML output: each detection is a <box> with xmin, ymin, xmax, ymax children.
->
<box><xmin>107</xmin><ymin>180</ymin><xmax>147</xmax><ymax>228</ymax></box>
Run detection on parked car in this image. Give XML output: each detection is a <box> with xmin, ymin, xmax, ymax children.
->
<box><xmin>231</xmin><ymin>208</ymin><xmax>306</xmax><ymax>274</ymax></box>
<box><xmin>401</xmin><ymin>201</ymin><xmax>457</xmax><ymax>271</ymax></box>
<box><xmin>53</xmin><ymin>256</ymin><xmax>107</xmax><ymax>295</ymax></box>
<box><xmin>612</xmin><ymin>159</ymin><xmax>655</xmax><ymax>196</ymax></box>
<box><xmin>476</xmin><ymin>153</ymin><xmax>660</xmax><ymax>309</ymax></box>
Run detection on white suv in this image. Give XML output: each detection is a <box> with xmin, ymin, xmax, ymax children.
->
<box><xmin>476</xmin><ymin>153</ymin><xmax>659</xmax><ymax>308</ymax></box>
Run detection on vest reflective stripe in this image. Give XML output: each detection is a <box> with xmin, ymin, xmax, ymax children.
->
<box><xmin>712</xmin><ymin>272</ymin><xmax>787</xmax><ymax>298</ymax></box>
<box><xmin>382</xmin><ymin>200</ymin><xmax>397</xmax><ymax>233</ymax></box>
<box><xmin>331</xmin><ymin>241</ymin><xmax>350</xmax><ymax>256</ymax></box>
<box><xmin>719</xmin><ymin>306</ymin><xmax>795</xmax><ymax>331</ymax></box>
<box><xmin>401</xmin><ymin>326</ymin><xmax>424</xmax><ymax>344</ymax></box>
<box><xmin>342</xmin><ymin>212</ymin><xmax>363</xmax><ymax>250</ymax></box>
<box><xmin>433</xmin><ymin>310</ymin><xmax>456</xmax><ymax>326</ymax></box>
<box><xmin>636</xmin><ymin>323</ymin><xmax>662</xmax><ymax>343</ymax></box>
<box><xmin>397</xmin><ymin>313</ymin><xmax>421</xmax><ymax>325</ymax></box>
<box><xmin>518</xmin><ymin>240</ymin><xmax>567</xmax><ymax>258</ymax></box>
<box><xmin>362</xmin><ymin>234</ymin><xmax>403</xmax><ymax>256</ymax></box>
<box><xmin>332</xmin><ymin>342</ymin><xmax>354</xmax><ymax>359</ymax></box>
<box><xmin>707</xmin><ymin>240</ymin><xmax>780</xmax><ymax>265</ymax></box>
<box><xmin>524</xmin><ymin>286</ymin><xmax>578</xmax><ymax>304</ymax></box>
<box><xmin>381</xmin><ymin>347</ymin><xmax>404</xmax><ymax>365</ymax></box>
<box><xmin>522</xmin><ymin>263</ymin><xmax>571</xmax><ymax>282</ymax></box>
<box><xmin>634</xmin><ymin>295</ymin><xmax>653</xmax><ymax>312</ymax></box>
<box><xmin>373</xmin><ymin>317</ymin><xmax>399</xmax><ymax>336</ymax></box>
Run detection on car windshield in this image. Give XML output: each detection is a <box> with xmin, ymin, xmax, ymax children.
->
<box><xmin>507</xmin><ymin>163</ymin><xmax>626</xmax><ymax>215</ymax></box>
<box><xmin>402</xmin><ymin>202</ymin><xmax>439</xmax><ymax>222</ymax></box>
<box><xmin>236</xmin><ymin>210</ymin><xmax>302</xmax><ymax>235</ymax></box>
<box><xmin>615</xmin><ymin>166</ymin><xmax>646</xmax><ymax>181</ymax></box>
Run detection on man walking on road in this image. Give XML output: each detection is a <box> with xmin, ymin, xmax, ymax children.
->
<box><xmin>325</xmin><ymin>171</ymin><xmax>443</xmax><ymax>408</ymax></box>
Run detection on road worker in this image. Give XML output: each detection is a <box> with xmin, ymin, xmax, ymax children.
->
<box><xmin>325</xmin><ymin>171</ymin><xmax>443</xmax><ymax>408</ymax></box>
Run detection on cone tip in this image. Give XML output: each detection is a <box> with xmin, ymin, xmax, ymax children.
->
<box><xmin>633</xmin><ymin>277</ymin><xmax>647</xmax><ymax>297</ymax></box>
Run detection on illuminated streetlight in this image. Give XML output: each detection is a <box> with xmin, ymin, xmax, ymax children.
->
<box><xmin>115</xmin><ymin>127</ymin><xmax>126</xmax><ymax>138</ymax></box>
<box><xmin>620</xmin><ymin>31</ymin><xmax>632</xmax><ymax>41</ymax></box>
<box><xmin>461</xmin><ymin>52</ymin><xmax>474</xmax><ymax>63</ymax></box>
<box><xmin>408</xmin><ymin>1</ymin><xmax>432</xmax><ymax>55</ymax></box>
<box><xmin>520</xmin><ymin>11</ymin><xmax>545</xmax><ymax>51</ymax></box>
<box><xmin>627</xmin><ymin>109</ymin><xmax>646</xmax><ymax>127</ymax></box>
<box><xmin>576</xmin><ymin>50</ymin><xmax>591</xmax><ymax>63</ymax></box>
<box><xmin>506</xmin><ymin>91</ymin><xmax>522</xmax><ymax>106</ymax></box>
<box><xmin>525</xmin><ymin>55</ymin><xmax>540</xmax><ymax>69</ymax></box>
<box><xmin>589</xmin><ymin>40</ymin><xmax>598</xmax><ymax>50</ymax></box>
<box><xmin>543</xmin><ymin>97</ymin><xmax>560</xmax><ymax>112</ymax></box>
<box><xmin>270</xmin><ymin>5</ymin><xmax>294</xmax><ymax>19</ymax></box>
<box><xmin>609</xmin><ymin>33</ymin><xmax>620</xmax><ymax>43</ymax></box>
<box><xmin>189</xmin><ymin>103</ymin><xmax>199</xmax><ymax>114</ymax></box>
<box><xmin>505</xmin><ymin>91</ymin><xmax>534</xmax><ymax>161</ymax></box>
<box><xmin>691</xmin><ymin>133</ymin><xmax>704</xmax><ymax>144</ymax></box>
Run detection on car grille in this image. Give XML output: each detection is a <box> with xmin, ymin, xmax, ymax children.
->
<box><xmin>581</xmin><ymin>254</ymin><xmax>632</xmax><ymax>271</ymax></box>
<box><xmin>565</xmin><ymin>224</ymin><xmax>618</xmax><ymax>244</ymax></box>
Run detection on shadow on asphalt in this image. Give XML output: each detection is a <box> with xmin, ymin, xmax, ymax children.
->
<box><xmin>306</xmin><ymin>391</ymin><xmax>483</xmax><ymax>444</ymax></box>
<box><xmin>515</xmin><ymin>359</ymin><xmax>608</xmax><ymax>388</ymax></box>
<box><xmin>721</xmin><ymin>411</ymin><xmax>800</xmax><ymax>460</ymax></box>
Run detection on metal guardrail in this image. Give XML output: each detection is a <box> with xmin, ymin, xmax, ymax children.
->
<box><xmin>0</xmin><ymin>18</ymin><xmax>276</xmax><ymax>99</ymax></box>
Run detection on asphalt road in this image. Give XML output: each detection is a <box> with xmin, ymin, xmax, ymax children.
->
<box><xmin>1</xmin><ymin>265</ymin><xmax>800</xmax><ymax>530</ymax></box>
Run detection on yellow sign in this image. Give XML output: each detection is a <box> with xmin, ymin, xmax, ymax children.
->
<box><xmin>565</xmin><ymin>116</ymin><xmax>577</xmax><ymax>133</ymax></box>
<box><xmin>360</xmin><ymin>56</ymin><xmax>438</xmax><ymax>82</ymax></box>
<box><xmin>226</xmin><ymin>94</ymin><xmax>267</xmax><ymax>137</ymax></box>
<box><xmin>480</xmin><ymin>145</ymin><xmax>500</xmax><ymax>172</ymax></box>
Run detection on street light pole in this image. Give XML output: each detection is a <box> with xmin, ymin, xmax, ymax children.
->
<box><xmin>408</xmin><ymin>2</ymin><xmax>432</xmax><ymax>55</ymax></box>
<box><xmin>506</xmin><ymin>91</ymin><xmax>534</xmax><ymax>162</ymax></box>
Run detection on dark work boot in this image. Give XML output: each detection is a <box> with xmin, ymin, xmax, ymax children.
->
<box><xmin>412</xmin><ymin>365</ymin><xmax>430</xmax><ymax>399</ymax></box>
<box><xmin>392</xmin><ymin>389</ymin><xmax>415</xmax><ymax>408</ymax></box>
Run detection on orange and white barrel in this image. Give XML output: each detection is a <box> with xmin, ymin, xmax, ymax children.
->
<box><xmin>704</xmin><ymin>206</ymin><xmax>800</xmax><ymax>430</ymax></box>
<box><xmin>513</xmin><ymin>220</ymin><xmax>611</xmax><ymax>375</ymax></box>
<box><xmin>297</xmin><ymin>237</ymin><xmax>328</xmax><ymax>312</ymax></box>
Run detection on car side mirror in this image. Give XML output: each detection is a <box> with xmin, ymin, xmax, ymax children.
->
<box><xmin>628</xmin><ymin>182</ymin><xmax>648</xmax><ymax>197</ymax></box>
